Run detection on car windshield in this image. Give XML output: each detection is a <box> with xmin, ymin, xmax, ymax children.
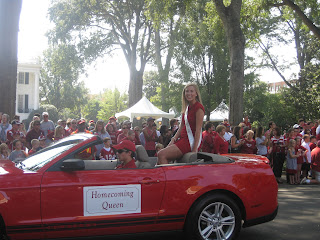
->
<box><xmin>16</xmin><ymin>143</ymin><xmax>77</xmax><ymax>172</ymax></box>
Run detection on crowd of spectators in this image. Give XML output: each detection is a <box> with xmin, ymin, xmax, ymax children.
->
<box><xmin>1</xmin><ymin>111</ymin><xmax>320</xmax><ymax>184</ymax></box>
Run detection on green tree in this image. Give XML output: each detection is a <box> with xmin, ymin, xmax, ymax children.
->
<box><xmin>82</xmin><ymin>97</ymin><xmax>101</xmax><ymax>122</ymax></box>
<box><xmin>40</xmin><ymin>45</ymin><xmax>89</xmax><ymax>113</ymax></box>
<box><xmin>97</xmin><ymin>88</ymin><xmax>128</xmax><ymax>121</ymax></box>
<box><xmin>48</xmin><ymin>0</ymin><xmax>153</xmax><ymax>107</ymax></box>
<box><xmin>174</xmin><ymin>0</ymin><xmax>230</xmax><ymax>120</ymax></box>
<box><xmin>143</xmin><ymin>71</ymin><xmax>160</xmax><ymax>100</ymax></box>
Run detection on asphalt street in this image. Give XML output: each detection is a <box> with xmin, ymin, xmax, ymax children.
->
<box><xmin>94</xmin><ymin>182</ymin><xmax>320</xmax><ymax>240</ymax></box>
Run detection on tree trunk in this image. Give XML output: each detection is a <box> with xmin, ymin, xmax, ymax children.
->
<box><xmin>0</xmin><ymin>0</ymin><xmax>22</xmax><ymax>118</ymax></box>
<box><xmin>214</xmin><ymin>0</ymin><xmax>245</xmax><ymax>126</ymax></box>
<box><xmin>128</xmin><ymin>69</ymin><xmax>143</xmax><ymax>107</ymax></box>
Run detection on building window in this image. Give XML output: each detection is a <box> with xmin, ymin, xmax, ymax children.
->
<box><xmin>18</xmin><ymin>72</ymin><xmax>24</xmax><ymax>84</ymax></box>
<box><xmin>18</xmin><ymin>94</ymin><xmax>30</xmax><ymax>113</ymax></box>
<box><xmin>18</xmin><ymin>95</ymin><xmax>23</xmax><ymax>112</ymax></box>
<box><xmin>18</xmin><ymin>72</ymin><xmax>30</xmax><ymax>84</ymax></box>
<box><xmin>25</xmin><ymin>72</ymin><xmax>29</xmax><ymax>84</ymax></box>
<box><xmin>25</xmin><ymin>95</ymin><xmax>29</xmax><ymax>111</ymax></box>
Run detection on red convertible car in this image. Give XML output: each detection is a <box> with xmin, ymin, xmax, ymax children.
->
<box><xmin>0</xmin><ymin>134</ymin><xmax>278</xmax><ymax>240</ymax></box>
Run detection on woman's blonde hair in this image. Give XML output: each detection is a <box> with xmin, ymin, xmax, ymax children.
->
<box><xmin>181</xmin><ymin>83</ymin><xmax>203</xmax><ymax>113</ymax></box>
<box><xmin>288</xmin><ymin>139</ymin><xmax>296</xmax><ymax>148</ymax></box>
<box><xmin>93</xmin><ymin>120</ymin><xmax>106</xmax><ymax>134</ymax></box>
<box><xmin>54</xmin><ymin>125</ymin><xmax>64</xmax><ymax>138</ymax></box>
<box><xmin>245</xmin><ymin>130</ymin><xmax>254</xmax><ymax>138</ymax></box>
<box><xmin>0</xmin><ymin>143</ymin><xmax>9</xmax><ymax>153</ymax></box>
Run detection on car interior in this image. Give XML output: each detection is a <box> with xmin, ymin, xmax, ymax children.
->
<box><xmin>75</xmin><ymin>144</ymin><xmax>234</xmax><ymax>171</ymax></box>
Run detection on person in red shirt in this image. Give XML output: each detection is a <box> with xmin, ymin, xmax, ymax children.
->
<box><xmin>158</xmin><ymin>83</ymin><xmax>205</xmax><ymax>164</ymax></box>
<box><xmin>68</xmin><ymin>119</ymin><xmax>78</xmax><ymax>135</ymax></box>
<box><xmin>26</xmin><ymin>120</ymin><xmax>45</xmax><ymax>150</ymax></box>
<box><xmin>7</xmin><ymin>120</ymin><xmax>25</xmax><ymax>151</ymax></box>
<box><xmin>311</xmin><ymin>121</ymin><xmax>318</xmax><ymax>136</ymax></box>
<box><xmin>143</xmin><ymin>117</ymin><xmax>159</xmax><ymax>157</ymax></box>
<box><xmin>71</xmin><ymin>120</ymin><xmax>91</xmax><ymax>134</ymax></box>
<box><xmin>202</xmin><ymin>122</ymin><xmax>215</xmax><ymax>153</ymax></box>
<box><xmin>242</xmin><ymin>115</ymin><xmax>251</xmax><ymax>129</ymax></box>
<box><xmin>240</xmin><ymin>130</ymin><xmax>257</xmax><ymax>154</ymax></box>
<box><xmin>117</xmin><ymin>123</ymin><xmax>130</xmax><ymax>143</ymax></box>
<box><xmin>28</xmin><ymin>139</ymin><xmax>40</xmax><ymax>156</ymax></box>
<box><xmin>113</xmin><ymin>140</ymin><xmax>137</xmax><ymax>169</ymax></box>
<box><xmin>213</xmin><ymin>125</ymin><xmax>229</xmax><ymax>154</ymax></box>
<box><xmin>100</xmin><ymin>137</ymin><xmax>116</xmax><ymax>160</ymax></box>
<box><xmin>309</xmin><ymin>135</ymin><xmax>317</xmax><ymax>151</ymax></box>
<box><xmin>311</xmin><ymin>141</ymin><xmax>320</xmax><ymax>184</ymax></box>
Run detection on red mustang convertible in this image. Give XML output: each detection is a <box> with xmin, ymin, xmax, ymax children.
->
<box><xmin>0</xmin><ymin>134</ymin><xmax>278</xmax><ymax>240</ymax></box>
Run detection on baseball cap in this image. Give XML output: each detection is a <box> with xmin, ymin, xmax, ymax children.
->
<box><xmin>113</xmin><ymin>140</ymin><xmax>136</xmax><ymax>152</ymax></box>
<box><xmin>89</xmin><ymin>120</ymin><xmax>95</xmax><ymax>124</ymax></box>
<box><xmin>11</xmin><ymin>120</ymin><xmax>21</xmax><ymax>125</ymax></box>
<box><xmin>78</xmin><ymin>119</ymin><xmax>86</xmax><ymax>125</ymax></box>
<box><xmin>42</xmin><ymin>112</ymin><xmax>49</xmax><ymax>116</ymax></box>
<box><xmin>147</xmin><ymin>117</ymin><xmax>155</xmax><ymax>122</ymax></box>
<box><xmin>293</xmin><ymin>124</ymin><xmax>300</xmax><ymax>129</ymax></box>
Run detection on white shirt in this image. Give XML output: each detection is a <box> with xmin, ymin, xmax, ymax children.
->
<box><xmin>301</xmin><ymin>141</ymin><xmax>311</xmax><ymax>163</ymax></box>
<box><xmin>224</xmin><ymin>132</ymin><xmax>233</xmax><ymax>142</ymax></box>
<box><xmin>316</xmin><ymin>125</ymin><xmax>320</xmax><ymax>135</ymax></box>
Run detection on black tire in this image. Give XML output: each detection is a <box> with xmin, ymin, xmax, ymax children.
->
<box><xmin>185</xmin><ymin>193</ymin><xmax>242</xmax><ymax>240</ymax></box>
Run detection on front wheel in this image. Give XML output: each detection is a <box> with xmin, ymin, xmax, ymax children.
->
<box><xmin>185</xmin><ymin>194</ymin><xmax>242</xmax><ymax>240</ymax></box>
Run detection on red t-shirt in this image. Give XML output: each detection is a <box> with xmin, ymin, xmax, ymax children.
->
<box><xmin>310</xmin><ymin>142</ymin><xmax>316</xmax><ymax>151</ymax></box>
<box><xmin>100</xmin><ymin>147</ymin><xmax>116</xmax><ymax>160</ymax></box>
<box><xmin>243</xmin><ymin>121</ymin><xmax>252</xmax><ymax>129</ymax></box>
<box><xmin>311</xmin><ymin>147</ymin><xmax>320</xmax><ymax>172</ymax></box>
<box><xmin>213</xmin><ymin>134</ymin><xmax>229</xmax><ymax>154</ymax></box>
<box><xmin>116</xmin><ymin>159</ymin><xmax>137</xmax><ymax>169</ymax></box>
<box><xmin>202</xmin><ymin>131</ymin><xmax>214</xmax><ymax>153</ymax></box>
<box><xmin>180</xmin><ymin>102</ymin><xmax>205</xmax><ymax>140</ymax></box>
<box><xmin>311</xmin><ymin>126</ymin><xmax>317</xmax><ymax>136</ymax></box>
<box><xmin>7</xmin><ymin>129</ymin><xmax>25</xmax><ymax>151</ymax></box>
<box><xmin>144</xmin><ymin>127</ymin><xmax>157</xmax><ymax>151</ymax></box>
<box><xmin>295</xmin><ymin>145</ymin><xmax>307</xmax><ymax>164</ymax></box>
<box><xmin>271</xmin><ymin>136</ymin><xmax>286</xmax><ymax>153</ymax></box>
<box><xmin>241</xmin><ymin>139</ymin><xmax>257</xmax><ymax>154</ymax></box>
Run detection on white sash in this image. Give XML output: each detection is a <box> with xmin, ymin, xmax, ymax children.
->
<box><xmin>184</xmin><ymin>105</ymin><xmax>202</xmax><ymax>151</ymax></box>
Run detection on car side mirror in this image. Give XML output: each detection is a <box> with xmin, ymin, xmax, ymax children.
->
<box><xmin>60</xmin><ymin>159</ymin><xmax>85</xmax><ymax>171</ymax></box>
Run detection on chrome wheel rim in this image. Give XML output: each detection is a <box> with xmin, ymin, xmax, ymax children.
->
<box><xmin>198</xmin><ymin>202</ymin><xmax>235</xmax><ymax>240</ymax></box>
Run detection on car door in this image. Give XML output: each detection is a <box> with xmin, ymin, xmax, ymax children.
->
<box><xmin>40</xmin><ymin>149</ymin><xmax>166</xmax><ymax>239</ymax></box>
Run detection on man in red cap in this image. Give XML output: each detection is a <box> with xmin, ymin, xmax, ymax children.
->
<box><xmin>71</xmin><ymin>119</ymin><xmax>91</xmax><ymax>134</ymax></box>
<box><xmin>113</xmin><ymin>140</ymin><xmax>137</xmax><ymax>169</ymax></box>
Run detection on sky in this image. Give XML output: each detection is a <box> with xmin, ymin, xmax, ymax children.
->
<box><xmin>18</xmin><ymin>0</ymin><xmax>298</xmax><ymax>95</ymax></box>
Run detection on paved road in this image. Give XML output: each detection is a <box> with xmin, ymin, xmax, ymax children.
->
<box><xmin>94</xmin><ymin>183</ymin><xmax>320</xmax><ymax>240</ymax></box>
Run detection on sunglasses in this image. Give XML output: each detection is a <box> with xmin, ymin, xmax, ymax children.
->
<box><xmin>117</xmin><ymin>149</ymin><xmax>128</xmax><ymax>154</ymax></box>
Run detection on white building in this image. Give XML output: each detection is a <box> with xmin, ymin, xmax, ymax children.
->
<box><xmin>16</xmin><ymin>63</ymin><xmax>41</xmax><ymax>121</ymax></box>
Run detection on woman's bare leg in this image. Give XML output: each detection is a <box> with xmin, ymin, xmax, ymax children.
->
<box><xmin>157</xmin><ymin>144</ymin><xmax>183</xmax><ymax>164</ymax></box>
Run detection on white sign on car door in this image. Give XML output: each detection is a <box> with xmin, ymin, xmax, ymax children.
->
<box><xmin>83</xmin><ymin>185</ymin><xmax>141</xmax><ymax>216</ymax></box>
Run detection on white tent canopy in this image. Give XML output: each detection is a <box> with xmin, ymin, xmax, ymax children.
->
<box><xmin>115</xmin><ymin>96</ymin><xmax>175</xmax><ymax>121</ymax></box>
<box><xmin>207</xmin><ymin>101</ymin><xmax>229</xmax><ymax>122</ymax></box>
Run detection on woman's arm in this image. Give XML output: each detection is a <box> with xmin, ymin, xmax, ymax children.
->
<box><xmin>168</xmin><ymin>120</ymin><xmax>183</xmax><ymax>146</ymax></box>
<box><xmin>192</xmin><ymin>108</ymin><xmax>205</xmax><ymax>152</ymax></box>
<box><xmin>231</xmin><ymin>136</ymin><xmax>242</xmax><ymax>148</ymax></box>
